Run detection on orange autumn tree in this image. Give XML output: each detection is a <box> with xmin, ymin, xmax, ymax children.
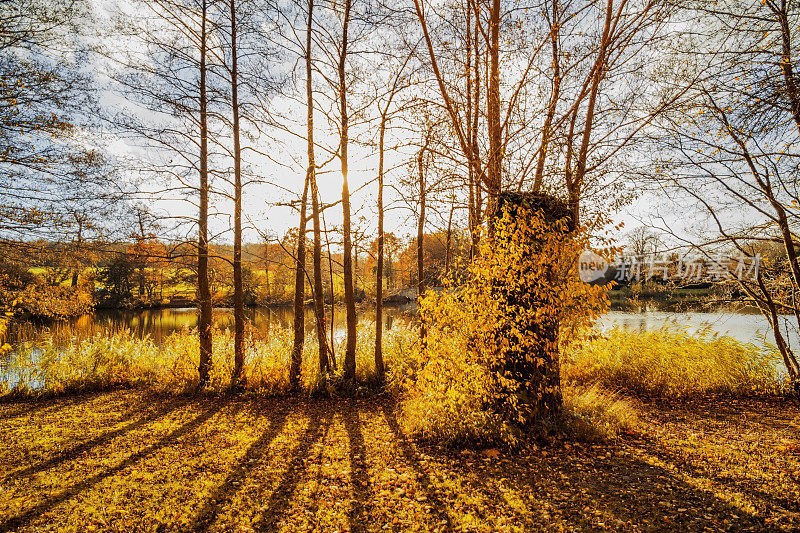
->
<box><xmin>402</xmin><ymin>193</ymin><xmax>609</xmax><ymax>446</ymax></box>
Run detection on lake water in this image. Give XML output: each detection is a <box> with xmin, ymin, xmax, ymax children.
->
<box><xmin>602</xmin><ymin>310</ymin><xmax>800</xmax><ymax>350</ymax></box>
<box><xmin>6</xmin><ymin>305</ymin><xmax>417</xmax><ymax>347</ymax></box>
<box><xmin>6</xmin><ymin>305</ymin><xmax>796</xmax><ymax>349</ymax></box>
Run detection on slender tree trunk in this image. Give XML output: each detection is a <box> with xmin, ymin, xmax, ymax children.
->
<box><xmin>757</xmin><ymin>274</ymin><xmax>800</xmax><ymax>385</ymax></box>
<box><xmin>264</xmin><ymin>263</ymin><xmax>272</xmax><ymax>301</ymax></box>
<box><xmin>354</xmin><ymin>237</ymin><xmax>359</xmax><ymax>298</ymax></box>
<box><xmin>417</xmin><ymin>144</ymin><xmax>427</xmax><ymax>343</ymax></box>
<box><xmin>290</xmin><ymin>175</ymin><xmax>310</xmax><ymax>392</ymax></box>
<box><xmin>375</xmin><ymin>110</ymin><xmax>388</xmax><ymax>383</ymax></box>
<box><xmin>472</xmin><ymin>11</ymin><xmax>482</xmax><ymax>246</ymax></box>
<box><xmin>444</xmin><ymin>198</ymin><xmax>453</xmax><ymax>278</ymax></box>
<box><xmin>486</xmin><ymin>0</ymin><xmax>502</xmax><ymax>223</ymax></box>
<box><xmin>323</xmin><ymin>208</ymin><xmax>337</xmax><ymax>369</ymax></box>
<box><xmin>413</xmin><ymin>0</ymin><xmax>483</xmax><ymax>210</ymax></box>
<box><xmin>773</xmin><ymin>3</ymin><xmax>800</xmax><ymax>135</ymax></box>
<box><xmin>230</xmin><ymin>0</ymin><xmax>245</xmax><ymax>387</ymax></box>
<box><xmin>465</xmin><ymin>0</ymin><xmax>476</xmax><ymax>258</ymax></box>
<box><xmin>306</xmin><ymin>0</ymin><xmax>331</xmax><ymax>373</ymax></box>
<box><xmin>339</xmin><ymin>0</ymin><xmax>357</xmax><ymax>386</ymax></box>
<box><xmin>571</xmin><ymin>0</ymin><xmax>613</xmax><ymax>227</ymax></box>
<box><xmin>72</xmin><ymin>220</ymin><xmax>81</xmax><ymax>287</ymax></box>
<box><xmin>532</xmin><ymin>0</ymin><xmax>561</xmax><ymax>193</ymax></box>
<box><xmin>197</xmin><ymin>0</ymin><xmax>213</xmax><ymax>389</ymax></box>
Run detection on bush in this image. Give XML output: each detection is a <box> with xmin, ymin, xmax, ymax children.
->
<box><xmin>564</xmin><ymin>326</ymin><xmax>784</xmax><ymax>397</ymax></box>
<box><xmin>14</xmin><ymin>283</ymin><xmax>94</xmax><ymax>319</ymax></box>
<box><xmin>0</xmin><ymin>262</ymin><xmax>93</xmax><ymax>321</ymax></box>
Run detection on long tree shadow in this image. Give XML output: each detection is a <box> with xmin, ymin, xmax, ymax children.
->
<box><xmin>0</xmin><ymin>397</ymin><xmax>228</xmax><ymax>533</ymax></box>
<box><xmin>642</xmin><ymin>397</ymin><xmax>800</xmax><ymax>436</ymax></box>
<box><xmin>6</xmin><ymin>395</ymin><xmax>188</xmax><ymax>482</ymax></box>
<box><xmin>381</xmin><ymin>402</ymin><xmax>454</xmax><ymax>532</ymax></box>
<box><xmin>0</xmin><ymin>390</ymin><xmax>112</xmax><ymax>422</ymax></box>
<box><xmin>440</xmin><ymin>440</ymin><xmax>780</xmax><ymax>531</ymax></box>
<box><xmin>641</xmin><ymin>434</ymin><xmax>800</xmax><ymax>520</ymax></box>
<box><xmin>635</xmin><ymin>398</ymin><xmax>800</xmax><ymax>518</ymax></box>
<box><xmin>190</xmin><ymin>402</ymin><xmax>291</xmax><ymax>532</ymax></box>
<box><xmin>342</xmin><ymin>400</ymin><xmax>375</xmax><ymax>533</ymax></box>
<box><xmin>0</xmin><ymin>398</ymin><xmax>73</xmax><ymax>421</ymax></box>
<box><xmin>250</xmin><ymin>405</ymin><xmax>332</xmax><ymax>532</ymax></box>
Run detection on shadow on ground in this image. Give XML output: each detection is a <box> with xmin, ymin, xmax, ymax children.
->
<box><xmin>0</xmin><ymin>390</ymin><xmax>797</xmax><ymax>531</ymax></box>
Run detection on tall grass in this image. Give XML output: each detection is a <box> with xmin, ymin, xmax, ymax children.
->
<box><xmin>1</xmin><ymin>322</ymin><xmax>414</xmax><ymax>396</ymax></box>
<box><xmin>564</xmin><ymin>326</ymin><xmax>784</xmax><ymax>397</ymax></box>
<box><xmin>2</xmin><ymin>320</ymin><xmax>786</xmax><ymax>401</ymax></box>
<box><xmin>563</xmin><ymin>384</ymin><xmax>638</xmax><ymax>440</ymax></box>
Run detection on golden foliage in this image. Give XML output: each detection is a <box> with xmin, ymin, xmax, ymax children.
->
<box><xmin>1</xmin><ymin>391</ymin><xmax>798</xmax><ymax>531</ymax></box>
<box><xmin>13</xmin><ymin>283</ymin><xmax>94</xmax><ymax>320</ymax></box>
<box><xmin>401</xmin><ymin>205</ymin><xmax>609</xmax><ymax>446</ymax></box>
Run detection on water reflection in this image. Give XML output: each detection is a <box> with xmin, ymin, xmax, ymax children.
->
<box><xmin>6</xmin><ymin>305</ymin><xmax>795</xmax><ymax>350</ymax></box>
<box><xmin>599</xmin><ymin>310</ymin><xmax>798</xmax><ymax>347</ymax></box>
<box><xmin>7</xmin><ymin>305</ymin><xmax>417</xmax><ymax>346</ymax></box>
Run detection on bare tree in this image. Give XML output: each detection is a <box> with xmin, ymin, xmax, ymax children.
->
<box><xmin>305</xmin><ymin>0</ymin><xmax>332</xmax><ymax>373</ymax></box>
<box><xmin>228</xmin><ymin>0</ymin><xmax>245</xmax><ymax>386</ymax></box>
<box><xmin>652</xmin><ymin>0</ymin><xmax>800</xmax><ymax>390</ymax></box>
<box><xmin>109</xmin><ymin>0</ymin><xmax>218</xmax><ymax>387</ymax></box>
<box><xmin>334</xmin><ymin>0</ymin><xmax>358</xmax><ymax>386</ymax></box>
<box><xmin>416</xmin><ymin>131</ymin><xmax>433</xmax><ymax>342</ymax></box>
<box><xmin>374</xmin><ymin>53</ymin><xmax>412</xmax><ymax>383</ymax></box>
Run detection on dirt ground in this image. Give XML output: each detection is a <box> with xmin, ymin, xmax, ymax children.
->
<box><xmin>0</xmin><ymin>390</ymin><xmax>798</xmax><ymax>532</ymax></box>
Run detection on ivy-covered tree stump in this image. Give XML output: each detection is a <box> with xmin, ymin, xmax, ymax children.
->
<box><xmin>489</xmin><ymin>192</ymin><xmax>575</xmax><ymax>425</ymax></box>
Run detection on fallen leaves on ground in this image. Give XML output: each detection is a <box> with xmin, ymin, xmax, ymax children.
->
<box><xmin>0</xmin><ymin>391</ymin><xmax>797</xmax><ymax>531</ymax></box>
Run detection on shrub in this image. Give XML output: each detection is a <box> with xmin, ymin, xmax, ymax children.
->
<box><xmin>14</xmin><ymin>283</ymin><xmax>94</xmax><ymax>319</ymax></box>
<box><xmin>564</xmin><ymin>326</ymin><xmax>784</xmax><ymax>397</ymax></box>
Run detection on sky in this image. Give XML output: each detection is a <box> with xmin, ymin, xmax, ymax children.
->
<box><xmin>85</xmin><ymin>0</ymin><xmax>681</xmax><ymax>254</ymax></box>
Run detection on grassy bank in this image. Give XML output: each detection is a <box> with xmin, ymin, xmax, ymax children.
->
<box><xmin>2</xmin><ymin>324</ymin><xmax>414</xmax><ymax>397</ymax></box>
<box><xmin>565</xmin><ymin>326</ymin><xmax>784</xmax><ymax>397</ymax></box>
<box><xmin>2</xmin><ymin>322</ymin><xmax>789</xmax><ymax>450</ymax></box>
<box><xmin>2</xmin><ymin>321</ymin><xmax>787</xmax><ymax>400</ymax></box>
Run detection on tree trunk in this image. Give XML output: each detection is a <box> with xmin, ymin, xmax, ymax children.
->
<box><xmin>757</xmin><ymin>273</ymin><xmax>800</xmax><ymax>387</ymax></box>
<box><xmin>444</xmin><ymin>198</ymin><xmax>453</xmax><ymax>278</ymax></box>
<box><xmin>465</xmin><ymin>0</ymin><xmax>476</xmax><ymax>258</ymax></box>
<box><xmin>375</xmin><ymin>110</ymin><xmax>387</xmax><ymax>384</ymax></box>
<box><xmin>306</xmin><ymin>0</ymin><xmax>331</xmax><ymax>373</ymax></box>
<box><xmin>197</xmin><ymin>0</ymin><xmax>213</xmax><ymax>389</ymax></box>
<box><xmin>471</xmin><ymin>10</ymin><xmax>482</xmax><ymax>250</ymax></box>
<box><xmin>532</xmin><ymin>0</ymin><xmax>561</xmax><ymax>194</ymax></box>
<box><xmin>290</xmin><ymin>175</ymin><xmax>310</xmax><ymax>392</ymax></box>
<box><xmin>340</xmin><ymin>0</ymin><xmax>357</xmax><ymax>386</ymax></box>
<box><xmin>492</xmin><ymin>192</ymin><xmax>572</xmax><ymax>421</ymax></box>
<box><xmin>417</xmin><ymin>144</ymin><xmax>427</xmax><ymax>343</ymax></box>
<box><xmin>324</xmin><ymin>213</ymin><xmax>337</xmax><ymax>368</ymax></box>
<box><xmin>571</xmin><ymin>0</ymin><xmax>613</xmax><ymax>227</ymax></box>
<box><xmin>230</xmin><ymin>0</ymin><xmax>245</xmax><ymax>387</ymax></box>
<box><xmin>486</xmin><ymin>0</ymin><xmax>502</xmax><ymax>223</ymax></box>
